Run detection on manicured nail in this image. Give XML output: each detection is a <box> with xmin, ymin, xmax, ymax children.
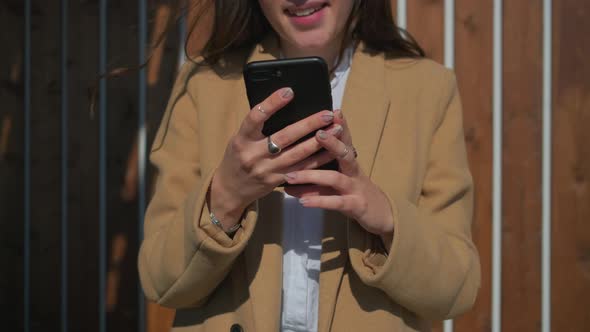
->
<box><xmin>299</xmin><ymin>198</ymin><xmax>308</xmax><ymax>205</ymax></box>
<box><xmin>334</xmin><ymin>109</ymin><xmax>343</xmax><ymax>119</ymax></box>
<box><xmin>317</xmin><ymin>130</ymin><xmax>328</xmax><ymax>139</ymax></box>
<box><xmin>281</xmin><ymin>87</ymin><xmax>294</xmax><ymax>99</ymax></box>
<box><xmin>321</xmin><ymin>113</ymin><xmax>334</xmax><ymax>123</ymax></box>
<box><xmin>285</xmin><ymin>172</ymin><xmax>297</xmax><ymax>181</ymax></box>
<box><xmin>330</xmin><ymin>125</ymin><xmax>343</xmax><ymax>136</ymax></box>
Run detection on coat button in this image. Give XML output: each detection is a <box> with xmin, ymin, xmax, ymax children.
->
<box><xmin>230</xmin><ymin>323</ymin><xmax>243</xmax><ymax>332</ymax></box>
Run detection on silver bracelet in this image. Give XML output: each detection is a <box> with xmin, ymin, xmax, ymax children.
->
<box><xmin>209</xmin><ymin>211</ymin><xmax>241</xmax><ymax>234</ymax></box>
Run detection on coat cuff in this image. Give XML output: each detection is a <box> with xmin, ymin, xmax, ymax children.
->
<box><xmin>191</xmin><ymin>166</ymin><xmax>258</xmax><ymax>252</ymax></box>
<box><xmin>348</xmin><ymin>190</ymin><xmax>419</xmax><ymax>287</ymax></box>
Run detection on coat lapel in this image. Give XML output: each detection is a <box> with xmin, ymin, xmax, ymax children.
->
<box><xmin>340</xmin><ymin>45</ymin><xmax>390</xmax><ymax>176</ymax></box>
<box><xmin>318</xmin><ymin>45</ymin><xmax>391</xmax><ymax>332</ymax></box>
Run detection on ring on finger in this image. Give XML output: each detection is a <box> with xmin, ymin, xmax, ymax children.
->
<box><xmin>267</xmin><ymin>136</ymin><xmax>282</xmax><ymax>155</ymax></box>
<box><xmin>351</xmin><ymin>146</ymin><xmax>358</xmax><ymax>159</ymax></box>
<box><xmin>257</xmin><ymin>105</ymin><xmax>266</xmax><ymax>114</ymax></box>
<box><xmin>338</xmin><ymin>146</ymin><xmax>350</xmax><ymax>159</ymax></box>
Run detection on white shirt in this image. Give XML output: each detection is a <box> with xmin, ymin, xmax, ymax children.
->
<box><xmin>280</xmin><ymin>48</ymin><xmax>353</xmax><ymax>332</ymax></box>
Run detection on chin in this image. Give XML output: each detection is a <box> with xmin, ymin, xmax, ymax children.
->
<box><xmin>287</xmin><ymin>31</ymin><xmax>335</xmax><ymax>52</ymax></box>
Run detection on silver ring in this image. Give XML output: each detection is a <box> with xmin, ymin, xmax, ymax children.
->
<box><xmin>267</xmin><ymin>136</ymin><xmax>282</xmax><ymax>155</ymax></box>
<box><xmin>257</xmin><ymin>105</ymin><xmax>266</xmax><ymax>114</ymax></box>
<box><xmin>338</xmin><ymin>145</ymin><xmax>358</xmax><ymax>160</ymax></box>
<box><xmin>338</xmin><ymin>146</ymin><xmax>350</xmax><ymax>159</ymax></box>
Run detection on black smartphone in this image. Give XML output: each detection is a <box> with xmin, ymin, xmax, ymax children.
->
<box><xmin>243</xmin><ymin>56</ymin><xmax>338</xmax><ymax>173</ymax></box>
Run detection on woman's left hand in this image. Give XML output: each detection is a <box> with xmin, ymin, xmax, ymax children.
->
<box><xmin>284</xmin><ymin>110</ymin><xmax>395</xmax><ymax>241</ymax></box>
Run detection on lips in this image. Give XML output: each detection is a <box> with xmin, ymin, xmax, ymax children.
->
<box><xmin>284</xmin><ymin>3</ymin><xmax>328</xmax><ymax>17</ymax></box>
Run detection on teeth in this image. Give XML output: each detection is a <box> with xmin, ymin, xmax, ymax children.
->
<box><xmin>288</xmin><ymin>6</ymin><xmax>321</xmax><ymax>17</ymax></box>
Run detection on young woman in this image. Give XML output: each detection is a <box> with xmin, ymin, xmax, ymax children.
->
<box><xmin>138</xmin><ymin>1</ymin><xmax>481</xmax><ymax>331</ymax></box>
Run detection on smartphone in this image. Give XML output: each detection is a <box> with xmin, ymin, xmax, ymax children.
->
<box><xmin>243</xmin><ymin>56</ymin><xmax>338</xmax><ymax>173</ymax></box>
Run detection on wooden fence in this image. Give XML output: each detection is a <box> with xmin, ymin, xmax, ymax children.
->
<box><xmin>1</xmin><ymin>0</ymin><xmax>588</xmax><ymax>331</ymax></box>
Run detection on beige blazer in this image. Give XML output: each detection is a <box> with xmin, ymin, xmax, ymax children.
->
<box><xmin>138</xmin><ymin>36</ymin><xmax>481</xmax><ymax>332</ymax></box>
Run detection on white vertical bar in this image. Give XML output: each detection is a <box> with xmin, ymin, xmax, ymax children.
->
<box><xmin>542</xmin><ymin>0</ymin><xmax>552</xmax><ymax>331</ymax></box>
<box><xmin>397</xmin><ymin>0</ymin><xmax>407</xmax><ymax>29</ymax></box>
<box><xmin>444</xmin><ymin>0</ymin><xmax>455</xmax><ymax>69</ymax></box>
<box><xmin>443</xmin><ymin>1</ymin><xmax>455</xmax><ymax>331</ymax></box>
<box><xmin>492</xmin><ymin>0</ymin><xmax>503</xmax><ymax>331</ymax></box>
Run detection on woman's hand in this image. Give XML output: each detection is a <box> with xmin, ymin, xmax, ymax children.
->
<box><xmin>209</xmin><ymin>87</ymin><xmax>341</xmax><ymax>230</ymax></box>
<box><xmin>284</xmin><ymin>110</ymin><xmax>395</xmax><ymax>244</ymax></box>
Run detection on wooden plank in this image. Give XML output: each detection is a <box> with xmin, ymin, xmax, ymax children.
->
<box><xmin>66</xmin><ymin>0</ymin><xmax>101</xmax><ymax>330</ymax></box>
<box><xmin>147</xmin><ymin>301</ymin><xmax>175</xmax><ymax>332</ymax></box>
<box><xmin>407</xmin><ymin>0</ymin><xmax>445</xmax><ymax>64</ymax></box>
<box><xmin>28</xmin><ymin>1</ymin><xmax>63</xmax><ymax>329</ymax></box>
<box><xmin>0</xmin><ymin>1</ymin><xmax>26</xmax><ymax>330</ymax></box>
<box><xmin>501</xmin><ymin>1</ymin><xmax>544</xmax><ymax>331</ymax></box>
<box><xmin>390</xmin><ymin>0</ymin><xmax>398</xmax><ymax>23</ymax></box>
<box><xmin>551</xmin><ymin>0</ymin><xmax>590</xmax><ymax>329</ymax></box>
<box><xmin>147</xmin><ymin>4</ymin><xmax>172</xmax><ymax>87</ymax></box>
<box><xmin>102</xmin><ymin>1</ymin><xmax>143</xmax><ymax>330</ymax></box>
<box><xmin>453</xmin><ymin>1</ymin><xmax>494</xmax><ymax>331</ymax></box>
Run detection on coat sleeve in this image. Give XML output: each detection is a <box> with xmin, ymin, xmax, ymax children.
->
<box><xmin>138</xmin><ymin>63</ymin><xmax>258</xmax><ymax>309</ymax></box>
<box><xmin>348</xmin><ymin>69</ymin><xmax>481</xmax><ymax>320</ymax></box>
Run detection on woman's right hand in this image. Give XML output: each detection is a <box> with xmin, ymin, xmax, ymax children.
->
<box><xmin>208</xmin><ymin>87</ymin><xmax>341</xmax><ymax>230</ymax></box>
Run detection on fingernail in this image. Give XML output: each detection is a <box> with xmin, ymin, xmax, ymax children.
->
<box><xmin>299</xmin><ymin>198</ymin><xmax>308</xmax><ymax>205</ymax></box>
<box><xmin>281</xmin><ymin>87</ymin><xmax>294</xmax><ymax>99</ymax></box>
<box><xmin>285</xmin><ymin>172</ymin><xmax>297</xmax><ymax>180</ymax></box>
<box><xmin>330</xmin><ymin>125</ymin><xmax>343</xmax><ymax>136</ymax></box>
<box><xmin>321</xmin><ymin>113</ymin><xmax>334</xmax><ymax>123</ymax></box>
<box><xmin>317</xmin><ymin>130</ymin><xmax>328</xmax><ymax>139</ymax></box>
<box><xmin>334</xmin><ymin>109</ymin><xmax>344</xmax><ymax>119</ymax></box>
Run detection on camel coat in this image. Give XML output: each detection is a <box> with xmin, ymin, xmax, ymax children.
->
<box><xmin>138</xmin><ymin>36</ymin><xmax>481</xmax><ymax>332</ymax></box>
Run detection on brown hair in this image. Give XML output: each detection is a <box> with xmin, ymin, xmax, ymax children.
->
<box><xmin>192</xmin><ymin>0</ymin><xmax>424</xmax><ymax>66</ymax></box>
<box><xmin>90</xmin><ymin>0</ymin><xmax>423</xmax><ymax>113</ymax></box>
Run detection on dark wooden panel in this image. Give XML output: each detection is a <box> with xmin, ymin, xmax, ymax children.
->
<box><xmin>66</xmin><ymin>1</ymin><xmax>101</xmax><ymax>331</ymax></box>
<box><xmin>551</xmin><ymin>0</ymin><xmax>590</xmax><ymax>329</ymax></box>
<box><xmin>28</xmin><ymin>1</ymin><xmax>63</xmax><ymax>330</ymax></box>
<box><xmin>0</xmin><ymin>1</ymin><xmax>182</xmax><ymax>331</ymax></box>
<box><xmin>453</xmin><ymin>0</ymin><xmax>494</xmax><ymax>331</ymax></box>
<box><xmin>104</xmin><ymin>1</ymin><xmax>141</xmax><ymax>330</ymax></box>
<box><xmin>502</xmin><ymin>1</ymin><xmax>543</xmax><ymax>331</ymax></box>
<box><xmin>103</xmin><ymin>1</ymin><xmax>181</xmax><ymax>331</ymax></box>
<box><xmin>407</xmin><ymin>0</ymin><xmax>444</xmax><ymax>64</ymax></box>
<box><xmin>0</xmin><ymin>0</ymin><xmax>26</xmax><ymax>330</ymax></box>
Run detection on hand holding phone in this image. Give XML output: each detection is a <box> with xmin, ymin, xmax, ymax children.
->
<box><xmin>243</xmin><ymin>56</ymin><xmax>339</xmax><ymax>173</ymax></box>
<box><xmin>208</xmin><ymin>87</ymin><xmax>340</xmax><ymax>228</ymax></box>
